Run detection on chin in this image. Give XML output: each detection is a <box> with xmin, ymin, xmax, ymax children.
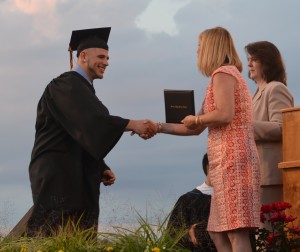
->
<box><xmin>95</xmin><ymin>75</ymin><xmax>104</xmax><ymax>79</ymax></box>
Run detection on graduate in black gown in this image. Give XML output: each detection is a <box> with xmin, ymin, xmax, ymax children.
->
<box><xmin>26</xmin><ymin>27</ymin><xmax>157</xmax><ymax>236</ymax></box>
<box><xmin>167</xmin><ymin>154</ymin><xmax>217</xmax><ymax>252</ymax></box>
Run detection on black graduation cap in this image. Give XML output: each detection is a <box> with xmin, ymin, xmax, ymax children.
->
<box><xmin>68</xmin><ymin>27</ymin><xmax>111</xmax><ymax>69</ymax></box>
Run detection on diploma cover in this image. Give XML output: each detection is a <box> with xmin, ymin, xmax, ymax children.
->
<box><xmin>164</xmin><ymin>89</ymin><xmax>195</xmax><ymax>123</ymax></box>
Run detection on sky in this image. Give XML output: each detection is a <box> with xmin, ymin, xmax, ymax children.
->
<box><xmin>0</xmin><ymin>0</ymin><xmax>299</xmax><ymax>233</ymax></box>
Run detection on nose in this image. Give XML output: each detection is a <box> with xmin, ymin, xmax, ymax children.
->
<box><xmin>247</xmin><ymin>60</ymin><xmax>252</xmax><ymax>67</ymax></box>
<box><xmin>103</xmin><ymin>57</ymin><xmax>109</xmax><ymax>66</ymax></box>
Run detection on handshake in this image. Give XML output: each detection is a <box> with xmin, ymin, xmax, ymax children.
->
<box><xmin>127</xmin><ymin>115</ymin><xmax>200</xmax><ymax>140</ymax></box>
<box><xmin>127</xmin><ymin>119</ymin><xmax>159</xmax><ymax>140</ymax></box>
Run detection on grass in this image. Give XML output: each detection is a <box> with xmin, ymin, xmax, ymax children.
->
<box><xmin>0</xmin><ymin>212</ymin><xmax>189</xmax><ymax>252</ymax></box>
<box><xmin>99</xmin><ymin>212</ymin><xmax>188</xmax><ymax>252</ymax></box>
<box><xmin>2</xmin><ymin>200</ymin><xmax>299</xmax><ymax>251</ymax></box>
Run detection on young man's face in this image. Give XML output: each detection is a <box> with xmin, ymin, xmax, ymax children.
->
<box><xmin>84</xmin><ymin>48</ymin><xmax>109</xmax><ymax>80</ymax></box>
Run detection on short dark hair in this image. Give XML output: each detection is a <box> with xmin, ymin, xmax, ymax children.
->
<box><xmin>202</xmin><ymin>153</ymin><xmax>208</xmax><ymax>176</ymax></box>
<box><xmin>245</xmin><ymin>41</ymin><xmax>287</xmax><ymax>85</ymax></box>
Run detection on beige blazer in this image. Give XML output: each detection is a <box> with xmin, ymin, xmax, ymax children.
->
<box><xmin>252</xmin><ymin>81</ymin><xmax>294</xmax><ymax>185</ymax></box>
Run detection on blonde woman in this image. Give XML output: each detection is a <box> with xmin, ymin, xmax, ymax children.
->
<box><xmin>157</xmin><ymin>27</ymin><xmax>260</xmax><ymax>251</ymax></box>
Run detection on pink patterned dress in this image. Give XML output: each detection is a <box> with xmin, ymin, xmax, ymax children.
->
<box><xmin>205</xmin><ymin>66</ymin><xmax>261</xmax><ymax>232</ymax></box>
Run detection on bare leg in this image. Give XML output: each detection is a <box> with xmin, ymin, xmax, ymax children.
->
<box><xmin>209</xmin><ymin>231</ymin><xmax>232</xmax><ymax>252</ymax></box>
<box><xmin>227</xmin><ymin>228</ymin><xmax>252</xmax><ymax>252</ymax></box>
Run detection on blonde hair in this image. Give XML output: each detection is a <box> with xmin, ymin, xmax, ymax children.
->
<box><xmin>197</xmin><ymin>27</ymin><xmax>243</xmax><ymax>76</ymax></box>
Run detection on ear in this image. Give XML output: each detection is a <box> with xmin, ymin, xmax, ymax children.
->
<box><xmin>79</xmin><ymin>50</ymin><xmax>87</xmax><ymax>63</ymax></box>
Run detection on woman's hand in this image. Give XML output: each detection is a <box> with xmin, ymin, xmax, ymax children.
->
<box><xmin>182</xmin><ymin>115</ymin><xmax>198</xmax><ymax>130</ymax></box>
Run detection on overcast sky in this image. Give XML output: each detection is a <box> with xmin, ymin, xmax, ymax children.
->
<box><xmin>0</xmin><ymin>0</ymin><xmax>299</xmax><ymax>232</ymax></box>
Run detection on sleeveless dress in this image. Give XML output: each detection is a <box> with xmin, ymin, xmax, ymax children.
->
<box><xmin>204</xmin><ymin>66</ymin><xmax>261</xmax><ymax>232</ymax></box>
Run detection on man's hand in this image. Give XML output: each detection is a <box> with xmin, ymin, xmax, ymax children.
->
<box><xmin>101</xmin><ymin>170</ymin><xmax>116</xmax><ymax>186</ymax></box>
<box><xmin>138</xmin><ymin>120</ymin><xmax>158</xmax><ymax>139</ymax></box>
<box><xmin>189</xmin><ymin>224</ymin><xmax>198</xmax><ymax>246</ymax></box>
<box><xmin>127</xmin><ymin>119</ymin><xmax>158</xmax><ymax>139</ymax></box>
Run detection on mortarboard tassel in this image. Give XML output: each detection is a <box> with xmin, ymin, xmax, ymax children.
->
<box><xmin>69</xmin><ymin>47</ymin><xmax>73</xmax><ymax>70</ymax></box>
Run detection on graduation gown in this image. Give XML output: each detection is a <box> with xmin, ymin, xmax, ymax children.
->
<box><xmin>167</xmin><ymin>189</ymin><xmax>216</xmax><ymax>252</ymax></box>
<box><xmin>26</xmin><ymin>71</ymin><xmax>129</xmax><ymax>235</ymax></box>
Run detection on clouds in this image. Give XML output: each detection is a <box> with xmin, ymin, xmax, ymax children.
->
<box><xmin>135</xmin><ymin>0</ymin><xmax>192</xmax><ymax>37</ymax></box>
<box><xmin>14</xmin><ymin>0</ymin><xmax>56</xmax><ymax>14</ymax></box>
<box><xmin>9</xmin><ymin>0</ymin><xmax>61</xmax><ymax>42</ymax></box>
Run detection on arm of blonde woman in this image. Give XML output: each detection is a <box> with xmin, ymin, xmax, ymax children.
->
<box><xmin>182</xmin><ymin>72</ymin><xmax>236</xmax><ymax>129</ymax></box>
<box><xmin>156</xmin><ymin>108</ymin><xmax>206</xmax><ymax>136</ymax></box>
<box><xmin>157</xmin><ymin>122</ymin><xmax>205</xmax><ymax>136</ymax></box>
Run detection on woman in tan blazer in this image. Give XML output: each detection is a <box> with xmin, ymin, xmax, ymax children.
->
<box><xmin>245</xmin><ymin>41</ymin><xmax>294</xmax><ymax>205</ymax></box>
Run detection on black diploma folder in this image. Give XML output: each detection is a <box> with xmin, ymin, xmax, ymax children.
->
<box><xmin>164</xmin><ymin>89</ymin><xmax>195</xmax><ymax>123</ymax></box>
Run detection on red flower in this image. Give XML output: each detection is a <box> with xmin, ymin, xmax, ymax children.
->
<box><xmin>261</xmin><ymin>204</ymin><xmax>273</xmax><ymax>213</ymax></box>
<box><xmin>256</xmin><ymin>201</ymin><xmax>299</xmax><ymax>251</ymax></box>
<box><xmin>271</xmin><ymin>202</ymin><xmax>292</xmax><ymax>211</ymax></box>
<box><xmin>288</xmin><ymin>226</ymin><xmax>300</xmax><ymax>234</ymax></box>
<box><xmin>266</xmin><ymin>233</ymin><xmax>279</xmax><ymax>244</ymax></box>
<box><xmin>270</xmin><ymin>212</ymin><xmax>286</xmax><ymax>223</ymax></box>
<box><xmin>284</xmin><ymin>215</ymin><xmax>297</xmax><ymax>223</ymax></box>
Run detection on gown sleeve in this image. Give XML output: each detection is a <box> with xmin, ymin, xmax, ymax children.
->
<box><xmin>44</xmin><ymin>72</ymin><xmax>129</xmax><ymax>161</ymax></box>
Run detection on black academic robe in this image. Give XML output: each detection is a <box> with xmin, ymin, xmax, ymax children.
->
<box><xmin>167</xmin><ymin>188</ymin><xmax>217</xmax><ymax>252</ymax></box>
<box><xmin>26</xmin><ymin>71</ymin><xmax>129</xmax><ymax>236</ymax></box>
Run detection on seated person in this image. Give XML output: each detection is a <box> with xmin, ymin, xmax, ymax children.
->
<box><xmin>167</xmin><ymin>153</ymin><xmax>216</xmax><ymax>252</ymax></box>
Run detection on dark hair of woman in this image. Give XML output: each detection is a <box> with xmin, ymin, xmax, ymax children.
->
<box><xmin>245</xmin><ymin>41</ymin><xmax>287</xmax><ymax>85</ymax></box>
